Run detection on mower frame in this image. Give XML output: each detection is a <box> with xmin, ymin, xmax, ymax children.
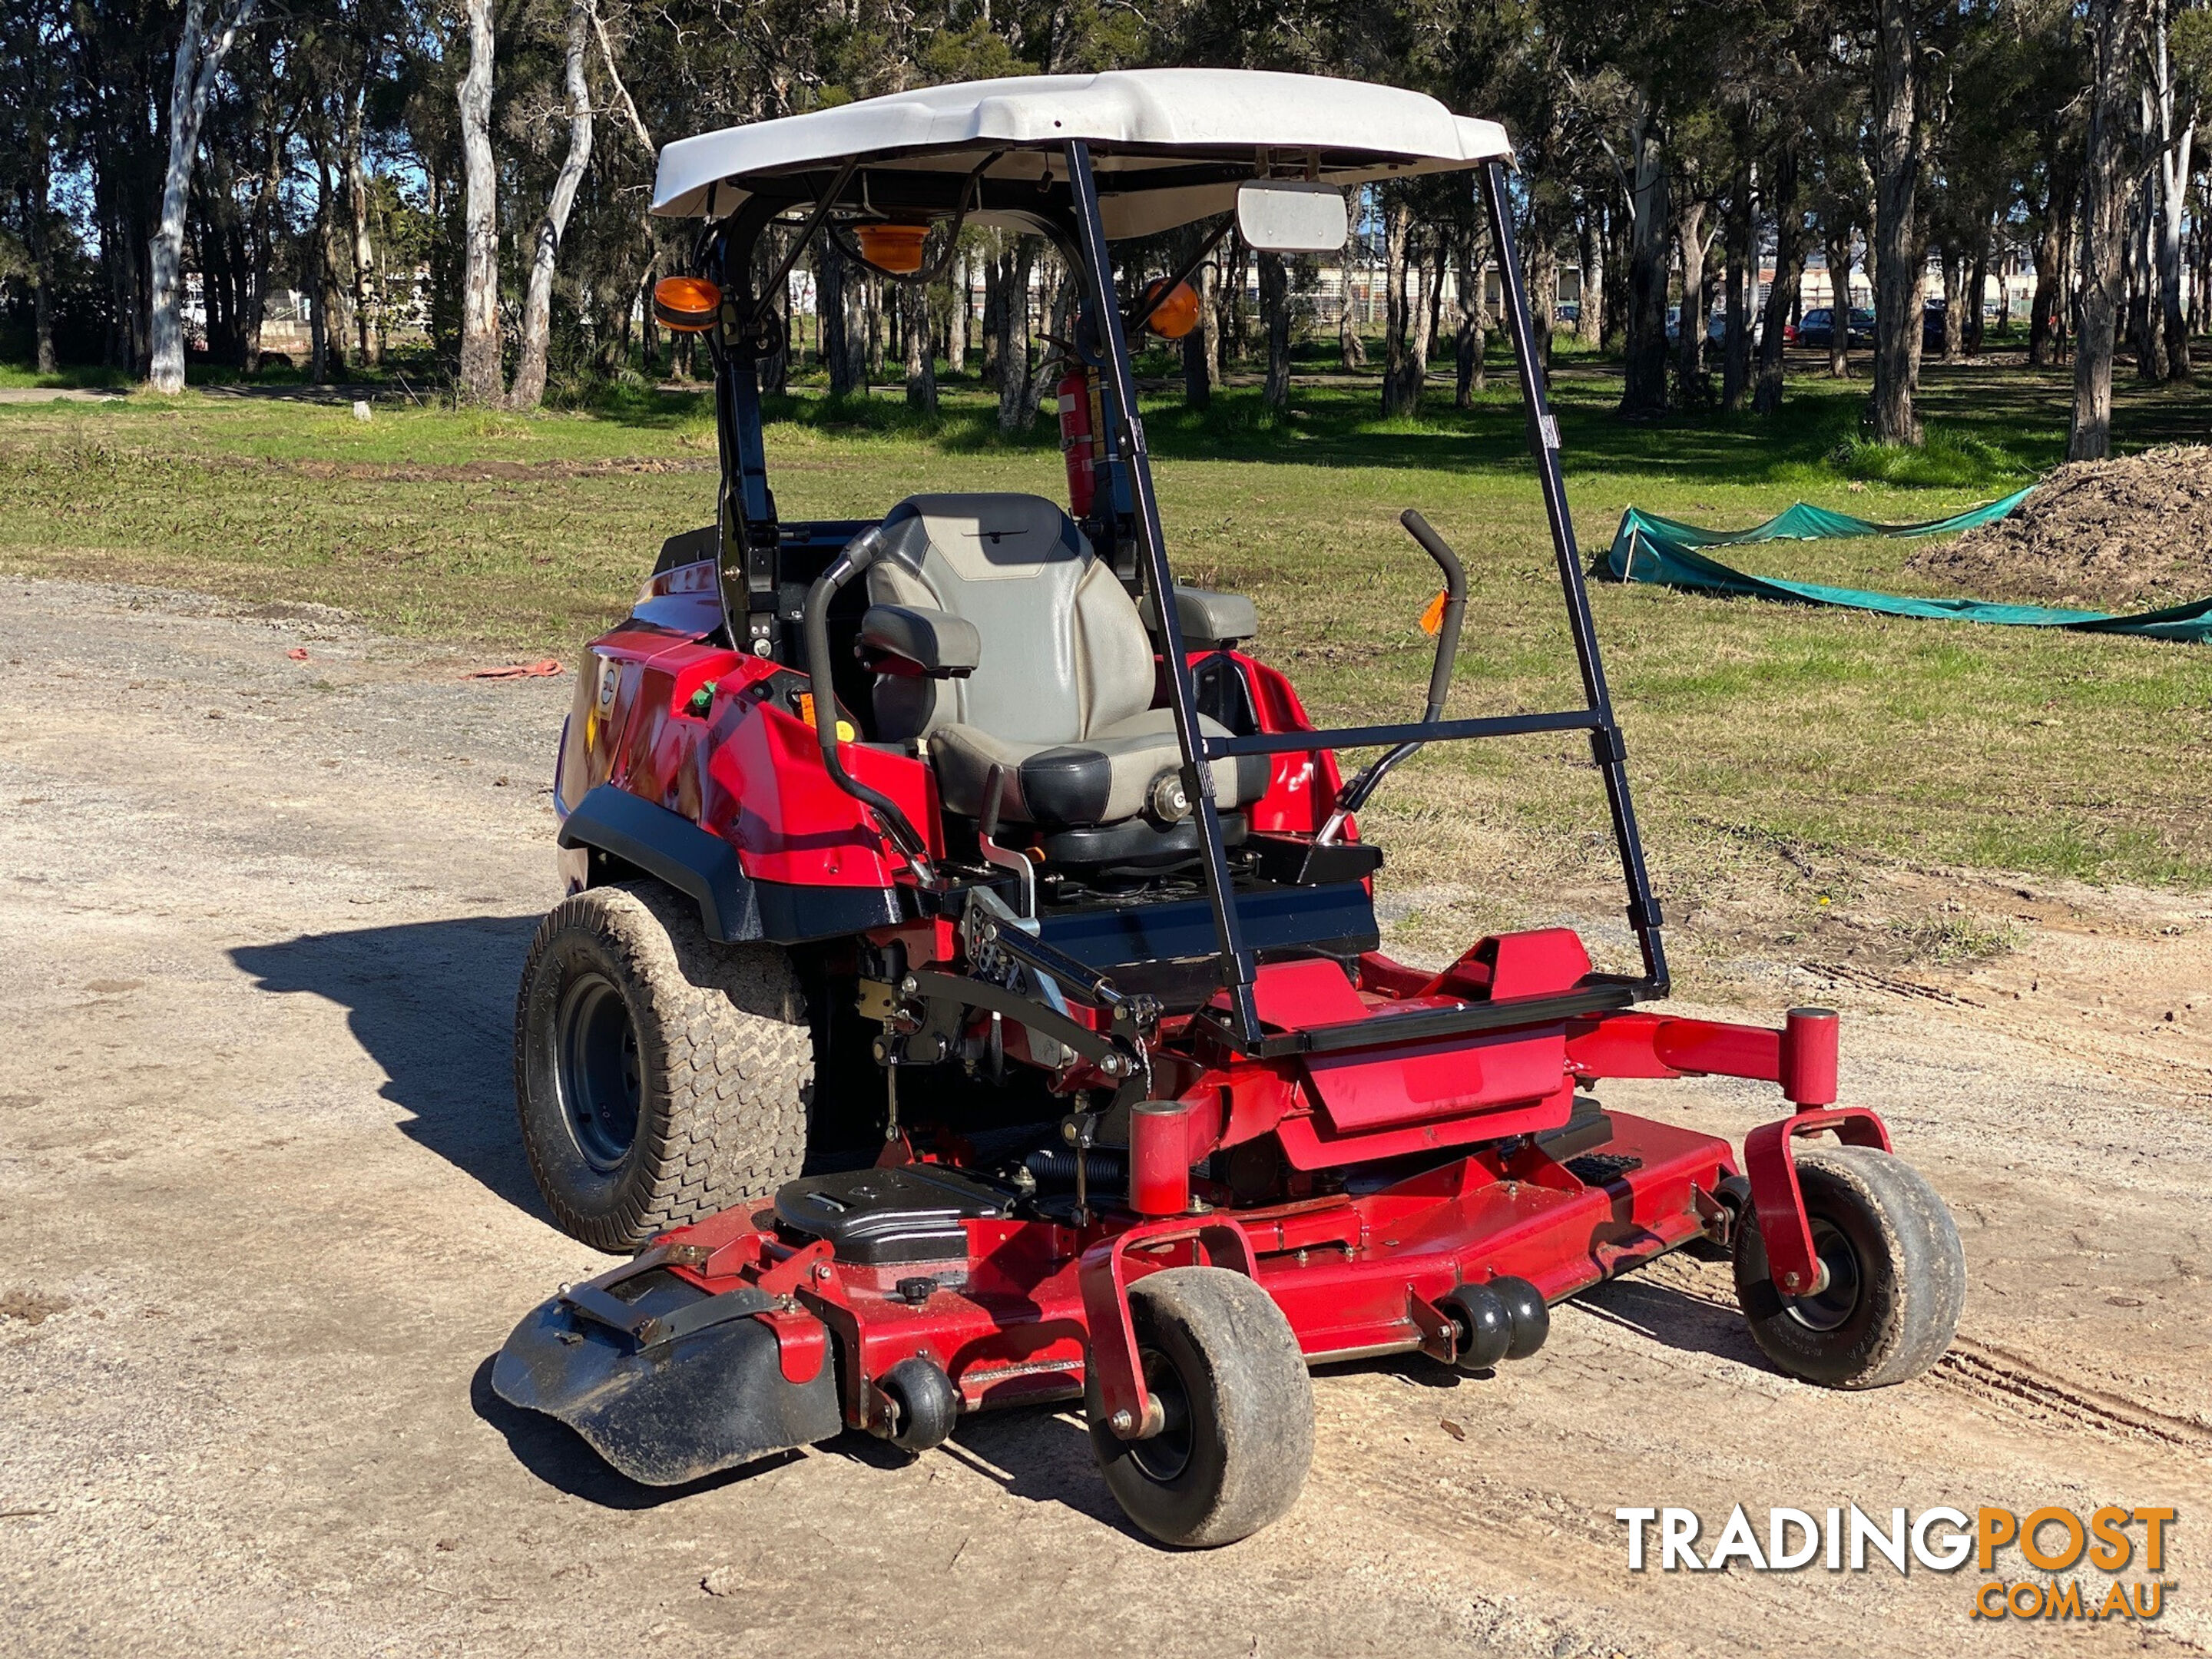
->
<box><xmin>495</xmin><ymin>82</ymin><xmax>1962</xmax><ymax>1541</ymax></box>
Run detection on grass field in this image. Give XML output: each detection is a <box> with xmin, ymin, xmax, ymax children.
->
<box><xmin>3</xmin><ymin>350</ymin><xmax>2206</xmax><ymax>977</ymax></box>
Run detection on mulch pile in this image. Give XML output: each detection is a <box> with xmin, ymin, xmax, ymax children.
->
<box><xmin>1910</xmin><ymin>445</ymin><xmax>2212</xmax><ymax>609</ymax></box>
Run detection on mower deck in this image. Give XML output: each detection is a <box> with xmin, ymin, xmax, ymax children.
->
<box><xmin>493</xmin><ymin>1104</ymin><xmax>1736</xmax><ymax>1485</ymax></box>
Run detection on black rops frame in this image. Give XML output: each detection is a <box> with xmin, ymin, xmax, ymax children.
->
<box><xmin>1061</xmin><ymin>144</ymin><xmax>1667</xmax><ymax>1049</ymax></box>
<box><xmin>698</xmin><ymin>144</ymin><xmax>1670</xmax><ymax>1055</ymax></box>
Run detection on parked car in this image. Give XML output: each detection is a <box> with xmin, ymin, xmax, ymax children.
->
<box><xmin>1796</xmin><ymin>306</ymin><xmax>1875</xmax><ymax>349</ymax></box>
<box><xmin>1666</xmin><ymin>307</ymin><xmax>1762</xmax><ymax>349</ymax></box>
<box><xmin>1555</xmin><ymin>300</ymin><xmax>1580</xmax><ymax>326</ymax></box>
<box><xmin>1922</xmin><ymin>301</ymin><xmax>1950</xmax><ymax>353</ymax></box>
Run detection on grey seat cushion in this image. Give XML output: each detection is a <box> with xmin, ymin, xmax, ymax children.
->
<box><xmin>931</xmin><ymin>709</ymin><xmax>1270</xmax><ymax>827</ymax></box>
<box><xmin>863</xmin><ymin>492</ymin><xmax>1267</xmax><ymax>828</ymax></box>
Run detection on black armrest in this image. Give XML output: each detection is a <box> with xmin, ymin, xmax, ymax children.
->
<box><xmin>858</xmin><ymin>604</ymin><xmax>982</xmax><ymax>677</ymax></box>
<box><xmin>1138</xmin><ymin>585</ymin><xmax>1258</xmax><ymax>651</ymax></box>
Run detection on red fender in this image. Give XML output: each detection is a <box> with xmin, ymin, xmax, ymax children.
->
<box><xmin>1741</xmin><ymin>1106</ymin><xmax>1892</xmax><ymax>1296</ymax></box>
<box><xmin>1079</xmin><ymin>1218</ymin><xmax>1258</xmax><ymax>1439</ymax></box>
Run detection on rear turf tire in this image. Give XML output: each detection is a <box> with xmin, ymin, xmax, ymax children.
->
<box><xmin>1085</xmin><ymin>1267</ymin><xmax>1313</xmax><ymax>1548</ymax></box>
<box><xmin>1734</xmin><ymin>1145</ymin><xmax>1965</xmax><ymax>1389</ymax></box>
<box><xmin>515</xmin><ymin>882</ymin><xmax>811</xmax><ymax>1253</ymax></box>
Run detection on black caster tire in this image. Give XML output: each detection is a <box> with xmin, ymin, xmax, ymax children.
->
<box><xmin>515</xmin><ymin>882</ymin><xmax>811</xmax><ymax>1252</ymax></box>
<box><xmin>882</xmin><ymin>1357</ymin><xmax>961</xmax><ymax>1452</ymax></box>
<box><xmin>1490</xmin><ymin>1276</ymin><xmax>1549</xmax><ymax>1359</ymax></box>
<box><xmin>1734</xmin><ymin>1145</ymin><xmax>1965</xmax><ymax>1389</ymax></box>
<box><xmin>1084</xmin><ymin>1267</ymin><xmax>1313</xmax><ymax>1548</ymax></box>
<box><xmin>1442</xmin><ymin>1283</ymin><xmax>1513</xmax><ymax>1370</ymax></box>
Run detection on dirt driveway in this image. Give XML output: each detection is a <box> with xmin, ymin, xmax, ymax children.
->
<box><xmin>2</xmin><ymin>578</ymin><xmax>2207</xmax><ymax>1658</ymax></box>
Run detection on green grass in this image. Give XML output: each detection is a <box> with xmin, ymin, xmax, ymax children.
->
<box><xmin>3</xmin><ymin>349</ymin><xmax>2208</xmax><ymax>965</ymax></box>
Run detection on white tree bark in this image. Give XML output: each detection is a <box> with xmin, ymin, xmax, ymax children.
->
<box><xmin>457</xmin><ymin>0</ymin><xmax>503</xmax><ymax>403</ymax></box>
<box><xmin>2152</xmin><ymin>0</ymin><xmax>2196</xmax><ymax>380</ymax></box>
<box><xmin>147</xmin><ymin>0</ymin><xmax>257</xmax><ymax>393</ymax></box>
<box><xmin>509</xmin><ymin>0</ymin><xmax>595</xmax><ymax>410</ymax></box>
<box><xmin>346</xmin><ymin>87</ymin><xmax>380</xmax><ymax>367</ymax></box>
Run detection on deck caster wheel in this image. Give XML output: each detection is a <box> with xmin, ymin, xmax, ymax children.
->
<box><xmin>1734</xmin><ymin>1146</ymin><xmax>1965</xmax><ymax>1389</ymax></box>
<box><xmin>1084</xmin><ymin>1267</ymin><xmax>1313</xmax><ymax>1548</ymax></box>
<box><xmin>880</xmin><ymin>1356</ymin><xmax>960</xmax><ymax>1452</ymax></box>
<box><xmin>1491</xmin><ymin>1277</ymin><xmax>1549</xmax><ymax>1359</ymax></box>
<box><xmin>1442</xmin><ymin>1283</ymin><xmax>1512</xmax><ymax>1370</ymax></box>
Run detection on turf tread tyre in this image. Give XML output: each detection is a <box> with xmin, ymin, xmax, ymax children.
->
<box><xmin>1085</xmin><ymin>1267</ymin><xmax>1313</xmax><ymax>1548</ymax></box>
<box><xmin>1734</xmin><ymin>1145</ymin><xmax>1964</xmax><ymax>1389</ymax></box>
<box><xmin>515</xmin><ymin>882</ymin><xmax>810</xmax><ymax>1252</ymax></box>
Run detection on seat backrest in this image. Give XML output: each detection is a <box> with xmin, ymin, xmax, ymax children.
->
<box><xmin>866</xmin><ymin>493</ymin><xmax>1155</xmax><ymax>747</ymax></box>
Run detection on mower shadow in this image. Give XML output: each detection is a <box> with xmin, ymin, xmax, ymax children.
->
<box><xmin>229</xmin><ymin>914</ymin><xmax>550</xmax><ymax>1221</ymax></box>
<box><xmin>1567</xmin><ymin>1270</ymin><xmax>1770</xmax><ymax>1369</ymax></box>
<box><xmin>929</xmin><ymin>1409</ymin><xmax>1147</xmax><ymax>1538</ymax></box>
<box><xmin>468</xmin><ymin>1356</ymin><xmax>803</xmax><ymax>1508</ymax></box>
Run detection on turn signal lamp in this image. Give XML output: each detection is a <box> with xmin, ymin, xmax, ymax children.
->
<box><xmin>652</xmin><ymin>275</ymin><xmax>723</xmax><ymax>333</ymax></box>
<box><xmin>1140</xmin><ymin>278</ymin><xmax>1202</xmax><ymax>339</ymax></box>
<box><xmin>856</xmin><ymin>224</ymin><xmax>930</xmax><ymax>274</ymax></box>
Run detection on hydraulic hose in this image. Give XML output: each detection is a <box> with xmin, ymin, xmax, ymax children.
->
<box><xmin>801</xmin><ymin>524</ymin><xmax>935</xmax><ymax>880</ymax></box>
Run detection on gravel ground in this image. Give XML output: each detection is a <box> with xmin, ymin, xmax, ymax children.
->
<box><xmin>1</xmin><ymin>578</ymin><xmax>2206</xmax><ymax>1658</ymax></box>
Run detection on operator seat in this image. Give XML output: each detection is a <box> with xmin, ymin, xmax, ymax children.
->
<box><xmin>863</xmin><ymin>493</ymin><xmax>1267</xmax><ymax>833</ymax></box>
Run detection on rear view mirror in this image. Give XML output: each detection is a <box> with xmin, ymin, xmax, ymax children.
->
<box><xmin>1236</xmin><ymin>182</ymin><xmax>1348</xmax><ymax>253</ymax></box>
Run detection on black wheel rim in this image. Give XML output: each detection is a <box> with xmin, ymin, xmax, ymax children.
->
<box><xmin>555</xmin><ymin>971</ymin><xmax>642</xmax><ymax>1171</ymax></box>
<box><xmin>1784</xmin><ymin>1218</ymin><xmax>1863</xmax><ymax>1333</ymax></box>
<box><xmin>1127</xmin><ymin>1348</ymin><xmax>1194</xmax><ymax>1483</ymax></box>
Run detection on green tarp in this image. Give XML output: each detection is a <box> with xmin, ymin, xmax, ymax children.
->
<box><xmin>1603</xmin><ymin>485</ymin><xmax>2212</xmax><ymax>644</ymax></box>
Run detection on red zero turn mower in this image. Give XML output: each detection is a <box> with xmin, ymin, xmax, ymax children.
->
<box><xmin>493</xmin><ymin>71</ymin><xmax>1966</xmax><ymax>1547</ymax></box>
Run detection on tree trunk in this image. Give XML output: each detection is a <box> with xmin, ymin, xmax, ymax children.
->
<box><xmin>1753</xmin><ymin>144</ymin><xmax>1805</xmax><ymax>416</ymax></box>
<box><xmin>1941</xmin><ymin>247</ymin><xmax>1965</xmax><ymax>363</ymax></box>
<box><xmin>1869</xmin><ymin>0</ymin><xmax>1922</xmax><ymax>444</ymax></box>
<box><xmin>2029</xmin><ymin>190</ymin><xmax>2065</xmax><ymax>367</ymax></box>
<box><xmin>1260</xmin><ymin>253</ymin><xmax>1293</xmax><ymax>409</ymax></box>
<box><xmin>820</xmin><ymin>246</ymin><xmax>853</xmax><ymax>395</ymax></box>
<box><xmin>1525</xmin><ymin>217</ymin><xmax>1557</xmax><ymax>378</ymax></box>
<box><xmin>508</xmin><ymin>0</ymin><xmax>594</xmax><ymax>410</ymax></box>
<box><xmin>946</xmin><ymin>251</ymin><xmax>968</xmax><ymax>376</ymax></box>
<box><xmin>1455</xmin><ymin>223</ymin><xmax>1487</xmax><ymax>406</ymax></box>
<box><xmin>1965</xmin><ymin>230</ymin><xmax>1988</xmax><ymax>353</ymax></box>
<box><xmin>1381</xmin><ymin>199</ymin><xmax>1416</xmax><ymax>415</ymax></box>
<box><xmin>864</xmin><ymin>275</ymin><xmax>885</xmax><ymax>383</ymax></box>
<box><xmin>1577</xmin><ymin>210</ymin><xmax>1604</xmax><ymax>346</ymax></box>
<box><xmin>1720</xmin><ymin>161</ymin><xmax>1753</xmax><ymax>410</ymax></box>
<box><xmin>149</xmin><ymin>0</ymin><xmax>256</xmax><ymax>392</ymax></box>
<box><xmin>1181</xmin><ymin>260</ymin><xmax>1214</xmax><ymax>410</ymax></box>
<box><xmin>903</xmin><ymin>283</ymin><xmax>937</xmax><ymax>411</ymax></box>
<box><xmin>1824</xmin><ymin>224</ymin><xmax>1852</xmax><ymax>378</ymax></box>
<box><xmin>995</xmin><ymin>240</ymin><xmax>1036</xmax><ymax>431</ymax></box>
<box><xmin>345</xmin><ymin>88</ymin><xmax>379</xmax><ymax>368</ymax></box>
<box><xmin>242</xmin><ymin>98</ymin><xmax>286</xmax><ymax>376</ymax></box>
<box><xmin>2128</xmin><ymin>185</ymin><xmax>2160</xmax><ymax>381</ymax></box>
<box><xmin>2151</xmin><ymin>0</ymin><xmax>2195</xmax><ymax>380</ymax></box>
<box><xmin>2070</xmin><ymin>0</ymin><xmax>2140</xmax><ymax>460</ymax></box>
<box><xmin>1619</xmin><ymin>99</ymin><xmax>1672</xmax><ymax>419</ymax></box>
<box><xmin>1674</xmin><ymin>196</ymin><xmax>1708</xmax><ymax>396</ymax></box>
<box><xmin>457</xmin><ymin>0</ymin><xmax>502</xmax><ymax>402</ymax></box>
<box><xmin>24</xmin><ymin>150</ymin><xmax>56</xmax><ymax>375</ymax></box>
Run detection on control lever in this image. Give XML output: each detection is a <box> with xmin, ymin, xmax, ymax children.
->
<box><xmin>975</xmin><ymin>763</ymin><xmax>1038</xmax><ymax>919</ymax></box>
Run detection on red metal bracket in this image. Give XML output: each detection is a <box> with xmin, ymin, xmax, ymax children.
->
<box><xmin>1740</xmin><ymin>1107</ymin><xmax>1892</xmax><ymax>1296</ymax></box>
<box><xmin>1079</xmin><ymin>1218</ymin><xmax>1257</xmax><ymax>1439</ymax></box>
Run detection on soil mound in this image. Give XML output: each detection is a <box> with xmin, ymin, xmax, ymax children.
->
<box><xmin>1910</xmin><ymin>445</ymin><xmax>2212</xmax><ymax>609</ymax></box>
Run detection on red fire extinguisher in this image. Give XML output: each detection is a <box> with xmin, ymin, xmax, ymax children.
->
<box><xmin>1056</xmin><ymin>366</ymin><xmax>1104</xmax><ymax>518</ymax></box>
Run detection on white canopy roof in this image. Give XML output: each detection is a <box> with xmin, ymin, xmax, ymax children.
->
<box><xmin>653</xmin><ymin>69</ymin><xmax>1512</xmax><ymax>237</ymax></box>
